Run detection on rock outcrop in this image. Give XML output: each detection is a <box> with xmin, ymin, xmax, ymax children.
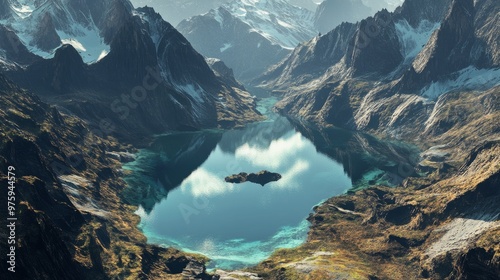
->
<box><xmin>225</xmin><ymin>171</ymin><xmax>282</xmax><ymax>186</ymax></box>
<box><xmin>0</xmin><ymin>26</ymin><xmax>41</xmax><ymax>67</ymax></box>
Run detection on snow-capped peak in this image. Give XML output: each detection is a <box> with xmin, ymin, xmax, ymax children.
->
<box><xmin>219</xmin><ymin>0</ymin><xmax>316</xmax><ymax>49</ymax></box>
<box><xmin>0</xmin><ymin>0</ymin><xmax>110</xmax><ymax>64</ymax></box>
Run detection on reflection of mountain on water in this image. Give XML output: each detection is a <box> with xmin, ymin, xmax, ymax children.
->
<box><xmin>124</xmin><ymin>114</ymin><xmax>420</xmax><ymax>213</ymax></box>
<box><xmin>123</xmin><ymin>131</ymin><xmax>221</xmax><ymax>213</ymax></box>
<box><xmin>218</xmin><ymin>116</ymin><xmax>293</xmax><ymax>154</ymax></box>
<box><xmin>289</xmin><ymin>118</ymin><xmax>420</xmax><ymax>187</ymax></box>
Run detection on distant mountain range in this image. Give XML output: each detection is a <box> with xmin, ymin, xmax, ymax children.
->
<box><xmin>129</xmin><ymin>0</ymin><xmax>228</xmax><ymax>26</ymax></box>
<box><xmin>177</xmin><ymin>0</ymin><xmax>316</xmax><ymax>82</ymax></box>
<box><xmin>175</xmin><ymin>0</ymin><xmax>405</xmax><ymax>83</ymax></box>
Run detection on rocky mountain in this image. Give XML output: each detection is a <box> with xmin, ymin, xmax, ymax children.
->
<box><xmin>130</xmin><ymin>0</ymin><xmax>229</xmax><ymax>26</ymax></box>
<box><xmin>177</xmin><ymin>0</ymin><xmax>316</xmax><ymax>83</ymax></box>
<box><xmin>289</xmin><ymin>0</ymin><xmax>319</xmax><ymax>11</ymax></box>
<box><xmin>169</xmin><ymin>0</ymin><xmax>405</xmax><ymax>83</ymax></box>
<box><xmin>129</xmin><ymin>0</ymin><xmax>320</xmax><ymax>26</ymax></box>
<box><xmin>398</xmin><ymin>0</ymin><xmax>499</xmax><ymax>91</ymax></box>
<box><xmin>0</xmin><ymin>73</ymin><xmax>218</xmax><ymax>279</ymax></box>
<box><xmin>258</xmin><ymin>0</ymin><xmax>498</xmax><ymax>92</ymax></box>
<box><xmin>0</xmin><ymin>0</ymin><xmax>262</xmax><ymax>143</ymax></box>
<box><xmin>249</xmin><ymin>0</ymin><xmax>500</xmax><ymax>278</ymax></box>
<box><xmin>265</xmin><ymin>0</ymin><xmax>499</xmax><ymax>134</ymax></box>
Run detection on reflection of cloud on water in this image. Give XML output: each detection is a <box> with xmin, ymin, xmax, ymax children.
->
<box><xmin>234</xmin><ymin>133</ymin><xmax>307</xmax><ymax>169</ymax></box>
<box><xmin>273</xmin><ymin>160</ymin><xmax>310</xmax><ymax>189</ymax></box>
<box><xmin>180</xmin><ymin>132</ymin><xmax>317</xmax><ymax>197</ymax></box>
<box><xmin>234</xmin><ymin>133</ymin><xmax>311</xmax><ymax>190</ymax></box>
<box><xmin>181</xmin><ymin>168</ymin><xmax>235</xmax><ymax>197</ymax></box>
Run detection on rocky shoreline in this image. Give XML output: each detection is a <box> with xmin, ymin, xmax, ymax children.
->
<box><xmin>0</xmin><ymin>74</ymin><xmax>220</xmax><ymax>280</ymax></box>
<box><xmin>247</xmin><ymin>89</ymin><xmax>500</xmax><ymax>279</ymax></box>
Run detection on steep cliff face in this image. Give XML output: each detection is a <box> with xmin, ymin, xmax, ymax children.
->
<box><xmin>257</xmin><ymin>7</ymin><xmax>407</xmax><ymax>88</ymax></box>
<box><xmin>0</xmin><ymin>26</ymin><xmax>40</xmax><ymax>68</ymax></box>
<box><xmin>0</xmin><ymin>0</ymin><xmax>10</xmax><ymax>20</ymax></box>
<box><xmin>256</xmin><ymin>22</ymin><xmax>358</xmax><ymax>89</ymax></box>
<box><xmin>30</xmin><ymin>13</ymin><xmax>61</xmax><ymax>51</ymax></box>
<box><xmin>400</xmin><ymin>0</ymin><xmax>476</xmax><ymax>89</ymax></box>
<box><xmin>474</xmin><ymin>0</ymin><xmax>500</xmax><ymax>67</ymax></box>
<box><xmin>344</xmin><ymin>9</ymin><xmax>403</xmax><ymax>76</ymax></box>
<box><xmin>397</xmin><ymin>0</ymin><xmax>452</xmax><ymax>27</ymax></box>
<box><xmin>205</xmin><ymin>57</ymin><xmax>265</xmax><ymax>127</ymax></box>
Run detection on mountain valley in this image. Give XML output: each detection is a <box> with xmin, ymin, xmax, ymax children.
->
<box><xmin>0</xmin><ymin>0</ymin><xmax>498</xmax><ymax>279</ymax></box>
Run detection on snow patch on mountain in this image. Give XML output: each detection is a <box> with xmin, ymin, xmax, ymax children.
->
<box><xmin>220</xmin><ymin>0</ymin><xmax>316</xmax><ymax>49</ymax></box>
<box><xmin>57</xmin><ymin>25</ymin><xmax>110</xmax><ymax>63</ymax></box>
<box><xmin>97</xmin><ymin>50</ymin><xmax>109</xmax><ymax>61</ymax></box>
<box><xmin>61</xmin><ymin>38</ymin><xmax>85</xmax><ymax>51</ymax></box>
<box><xmin>213</xmin><ymin>8</ymin><xmax>224</xmax><ymax>26</ymax></box>
<box><xmin>395</xmin><ymin>19</ymin><xmax>441</xmax><ymax>63</ymax></box>
<box><xmin>174</xmin><ymin>83</ymin><xmax>210</xmax><ymax>118</ymax></box>
<box><xmin>0</xmin><ymin>55</ymin><xmax>16</xmax><ymax>70</ymax></box>
<box><xmin>421</xmin><ymin>67</ymin><xmax>500</xmax><ymax>99</ymax></box>
<box><xmin>386</xmin><ymin>19</ymin><xmax>441</xmax><ymax>78</ymax></box>
<box><xmin>176</xmin><ymin>84</ymin><xmax>206</xmax><ymax>103</ymax></box>
<box><xmin>0</xmin><ymin>0</ymin><xmax>110</xmax><ymax>64</ymax></box>
<box><xmin>10</xmin><ymin>3</ymin><xmax>34</xmax><ymax>18</ymax></box>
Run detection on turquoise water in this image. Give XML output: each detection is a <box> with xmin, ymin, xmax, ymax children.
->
<box><xmin>124</xmin><ymin>97</ymin><xmax>419</xmax><ymax>269</ymax></box>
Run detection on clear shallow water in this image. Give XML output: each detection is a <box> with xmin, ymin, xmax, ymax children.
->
<box><xmin>124</xmin><ymin>97</ymin><xmax>419</xmax><ymax>270</ymax></box>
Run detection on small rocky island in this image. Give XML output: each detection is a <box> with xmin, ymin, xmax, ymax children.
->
<box><xmin>225</xmin><ymin>170</ymin><xmax>282</xmax><ymax>186</ymax></box>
